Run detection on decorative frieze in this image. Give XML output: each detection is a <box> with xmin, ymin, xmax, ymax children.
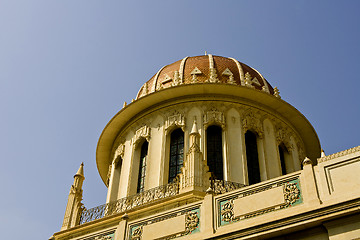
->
<box><xmin>219</xmin><ymin>178</ymin><xmax>302</xmax><ymax>226</ymax></box>
<box><xmin>128</xmin><ymin>208</ymin><xmax>200</xmax><ymax>240</ymax></box>
<box><xmin>318</xmin><ymin>145</ymin><xmax>360</xmax><ymax>163</ymax></box>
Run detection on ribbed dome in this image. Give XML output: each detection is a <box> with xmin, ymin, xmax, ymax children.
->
<box><xmin>136</xmin><ymin>55</ymin><xmax>275</xmax><ymax>99</ymax></box>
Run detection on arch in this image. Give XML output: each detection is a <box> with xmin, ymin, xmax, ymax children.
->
<box><xmin>137</xmin><ymin>141</ymin><xmax>149</xmax><ymax>193</ymax></box>
<box><xmin>245</xmin><ymin>130</ymin><xmax>261</xmax><ymax>185</ymax></box>
<box><xmin>278</xmin><ymin>143</ymin><xmax>294</xmax><ymax>175</ymax></box>
<box><xmin>168</xmin><ymin>128</ymin><xmax>184</xmax><ymax>183</ymax></box>
<box><xmin>106</xmin><ymin>155</ymin><xmax>123</xmax><ymax>203</ymax></box>
<box><xmin>206</xmin><ymin>125</ymin><xmax>224</xmax><ymax>180</ymax></box>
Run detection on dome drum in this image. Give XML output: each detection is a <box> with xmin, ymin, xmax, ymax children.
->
<box><xmin>97</xmin><ymin>55</ymin><xmax>321</xmax><ymax>200</ymax></box>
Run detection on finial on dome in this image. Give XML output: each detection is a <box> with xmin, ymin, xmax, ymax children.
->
<box><xmin>123</xmin><ymin>102</ymin><xmax>127</xmax><ymax>108</ymax></box>
<box><xmin>205</xmin><ymin>51</ymin><xmax>207</xmax><ymax>55</ymax></box>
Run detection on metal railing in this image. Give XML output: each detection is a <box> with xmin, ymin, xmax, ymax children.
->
<box><xmin>79</xmin><ymin>181</ymin><xmax>179</xmax><ymax>224</ymax></box>
<box><xmin>211</xmin><ymin>179</ymin><xmax>247</xmax><ymax>194</ymax></box>
<box><xmin>79</xmin><ymin>179</ymin><xmax>246</xmax><ymax>225</ymax></box>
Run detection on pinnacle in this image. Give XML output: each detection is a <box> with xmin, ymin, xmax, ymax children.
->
<box><xmin>74</xmin><ymin>162</ymin><xmax>84</xmax><ymax>177</ymax></box>
<box><xmin>190</xmin><ymin>119</ymin><xmax>198</xmax><ymax>135</ymax></box>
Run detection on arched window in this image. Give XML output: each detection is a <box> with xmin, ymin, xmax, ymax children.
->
<box><xmin>206</xmin><ymin>125</ymin><xmax>223</xmax><ymax>180</ymax></box>
<box><xmin>279</xmin><ymin>143</ymin><xmax>292</xmax><ymax>175</ymax></box>
<box><xmin>245</xmin><ymin>130</ymin><xmax>261</xmax><ymax>185</ymax></box>
<box><xmin>279</xmin><ymin>145</ymin><xmax>287</xmax><ymax>175</ymax></box>
<box><xmin>137</xmin><ymin>141</ymin><xmax>148</xmax><ymax>193</ymax></box>
<box><xmin>168</xmin><ymin>128</ymin><xmax>184</xmax><ymax>183</ymax></box>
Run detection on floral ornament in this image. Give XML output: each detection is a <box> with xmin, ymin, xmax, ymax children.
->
<box><xmin>221</xmin><ymin>201</ymin><xmax>234</xmax><ymax>222</ymax></box>
<box><xmin>283</xmin><ymin>182</ymin><xmax>300</xmax><ymax>206</ymax></box>
<box><xmin>185</xmin><ymin>212</ymin><xmax>199</xmax><ymax>234</ymax></box>
<box><xmin>131</xmin><ymin>226</ymin><xmax>142</xmax><ymax>240</ymax></box>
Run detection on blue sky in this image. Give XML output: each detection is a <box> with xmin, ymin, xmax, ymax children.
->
<box><xmin>1</xmin><ymin>1</ymin><xmax>359</xmax><ymax>239</ymax></box>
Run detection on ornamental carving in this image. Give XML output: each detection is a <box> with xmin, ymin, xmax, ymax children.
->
<box><xmin>131</xmin><ymin>226</ymin><xmax>142</xmax><ymax>240</ymax></box>
<box><xmin>222</xmin><ymin>68</ymin><xmax>236</xmax><ymax>85</ymax></box>
<box><xmin>172</xmin><ymin>71</ymin><xmax>181</xmax><ymax>86</ymax></box>
<box><xmin>106</xmin><ymin>164</ymin><xmax>112</xmax><ymax>187</ymax></box>
<box><xmin>221</xmin><ymin>201</ymin><xmax>234</xmax><ymax>222</ymax></box>
<box><xmin>190</xmin><ymin>67</ymin><xmax>202</xmax><ymax>83</ymax></box>
<box><xmin>244</xmin><ymin>72</ymin><xmax>255</xmax><ymax>88</ymax></box>
<box><xmin>207</xmin><ymin>67</ymin><xmax>220</xmax><ymax>83</ymax></box>
<box><xmin>274</xmin><ymin>87</ymin><xmax>281</xmax><ymax>98</ymax></box>
<box><xmin>212</xmin><ymin>180</ymin><xmax>245</xmax><ymax>195</ymax></box>
<box><xmin>126</xmin><ymin>208</ymin><xmax>200</xmax><ymax>240</ymax></box>
<box><xmin>185</xmin><ymin>212</ymin><xmax>200</xmax><ymax>234</ymax></box>
<box><xmin>114</xmin><ymin>143</ymin><xmax>125</xmax><ymax>161</ymax></box>
<box><xmin>283</xmin><ymin>182</ymin><xmax>300</xmax><ymax>206</ymax></box>
<box><xmin>318</xmin><ymin>145</ymin><xmax>360</xmax><ymax>163</ymax></box>
<box><xmin>242</xmin><ymin>110</ymin><xmax>263</xmax><ymax>137</ymax></box>
<box><xmin>139</xmin><ymin>82</ymin><xmax>148</xmax><ymax>98</ymax></box>
<box><xmin>204</xmin><ymin>108</ymin><xmax>225</xmax><ymax>128</ymax></box>
<box><xmin>218</xmin><ymin>178</ymin><xmax>302</xmax><ymax>226</ymax></box>
<box><xmin>275</xmin><ymin>126</ymin><xmax>293</xmax><ymax>152</ymax></box>
<box><xmin>132</xmin><ymin>125</ymin><xmax>150</xmax><ymax>145</ymax></box>
<box><xmin>165</xmin><ymin>111</ymin><xmax>185</xmax><ymax>130</ymax></box>
<box><xmin>79</xmin><ymin>182</ymin><xmax>180</xmax><ymax>225</ymax></box>
<box><xmin>95</xmin><ymin>235</ymin><xmax>114</xmax><ymax>240</ymax></box>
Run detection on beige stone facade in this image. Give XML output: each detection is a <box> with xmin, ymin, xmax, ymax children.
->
<box><xmin>51</xmin><ymin>55</ymin><xmax>360</xmax><ymax>240</ymax></box>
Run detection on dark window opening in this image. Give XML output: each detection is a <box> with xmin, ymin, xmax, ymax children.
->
<box><xmin>279</xmin><ymin>144</ymin><xmax>288</xmax><ymax>175</ymax></box>
<box><xmin>245</xmin><ymin>131</ymin><xmax>261</xmax><ymax>185</ymax></box>
<box><xmin>206</xmin><ymin>125</ymin><xmax>224</xmax><ymax>180</ymax></box>
<box><xmin>137</xmin><ymin>141</ymin><xmax>148</xmax><ymax>193</ymax></box>
<box><xmin>168</xmin><ymin>128</ymin><xmax>184</xmax><ymax>183</ymax></box>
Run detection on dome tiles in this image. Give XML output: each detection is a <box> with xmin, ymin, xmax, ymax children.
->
<box><xmin>136</xmin><ymin>55</ymin><xmax>275</xmax><ymax>99</ymax></box>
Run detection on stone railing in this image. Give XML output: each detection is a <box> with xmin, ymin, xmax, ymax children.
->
<box><xmin>79</xmin><ymin>181</ymin><xmax>179</xmax><ymax>224</ymax></box>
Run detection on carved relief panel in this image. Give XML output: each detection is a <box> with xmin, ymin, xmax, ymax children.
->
<box><xmin>132</xmin><ymin>125</ymin><xmax>151</xmax><ymax>146</ymax></box>
<box><xmin>165</xmin><ymin>111</ymin><xmax>185</xmax><ymax>131</ymax></box>
<box><xmin>203</xmin><ymin>107</ymin><xmax>225</xmax><ymax>129</ymax></box>
<box><xmin>241</xmin><ymin>109</ymin><xmax>264</xmax><ymax>137</ymax></box>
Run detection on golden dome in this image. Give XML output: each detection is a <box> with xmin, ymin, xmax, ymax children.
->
<box><xmin>136</xmin><ymin>55</ymin><xmax>274</xmax><ymax>99</ymax></box>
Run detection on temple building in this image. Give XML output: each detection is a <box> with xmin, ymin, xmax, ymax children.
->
<box><xmin>51</xmin><ymin>55</ymin><xmax>360</xmax><ymax>240</ymax></box>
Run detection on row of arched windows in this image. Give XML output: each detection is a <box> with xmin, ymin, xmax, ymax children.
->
<box><xmin>135</xmin><ymin>126</ymin><xmax>292</xmax><ymax>193</ymax></box>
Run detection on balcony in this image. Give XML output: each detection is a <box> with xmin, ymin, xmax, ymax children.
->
<box><xmin>79</xmin><ymin>179</ymin><xmax>246</xmax><ymax>225</ymax></box>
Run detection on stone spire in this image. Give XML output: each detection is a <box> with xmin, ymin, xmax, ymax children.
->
<box><xmin>179</xmin><ymin>118</ymin><xmax>210</xmax><ymax>193</ymax></box>
<box><xmin>61</xmin><ymin>163</ymin><xmax>85</xmax><ymax>231</ymax></box>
